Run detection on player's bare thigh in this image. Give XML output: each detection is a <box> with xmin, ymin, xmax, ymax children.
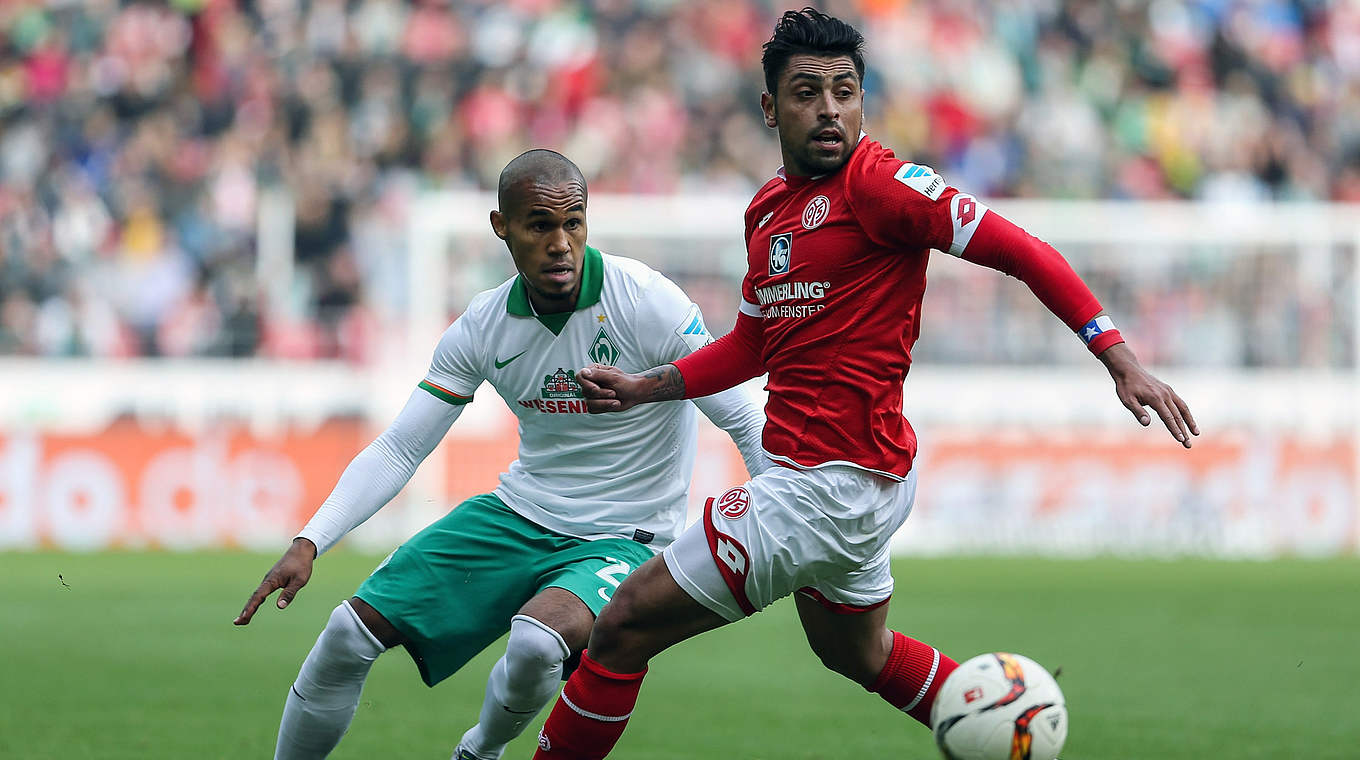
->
<box><xmin>517</xmin><ymin>586</ymin><xmax>595</xmax><ymax>654</ymax></box>
<box><xmin>795</xmin><ymin>593</ymin><xmax>894</xmax><ymax>686</ymax></box>
<box><xmin>349</xmin><ymin>595</ymin><xmax>407</xmax><ymax>648</ymax></box>
<box><xmin>587</xmin><ymin>554</ymin><xmax>728</xmax><ymax>673</ymax></box>
<box><xmin>352</xmin><ymin>587</ymin><xmax>596</xmax><ymax>655</ymax></box>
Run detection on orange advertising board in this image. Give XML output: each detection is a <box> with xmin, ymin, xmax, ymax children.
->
<box><xmin>1</xmin><ymin>421</ymin><xmax>1355</xmax><ymax>555</ymax></box>
<box><xmin>900</xmin><ymin>431</ymin><xmax>1358</xmax><ymax>556</ymax></box>
<box><xmin>0</xmin><ymin>420</ymin><xmax>365</xmax><ymax>550</ymax></box>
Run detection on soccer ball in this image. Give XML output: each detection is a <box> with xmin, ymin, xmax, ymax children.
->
<box><xmin>930</xmin><ymin>653</ymin><xmax>1068</xmax><ymax>760</ymax></box>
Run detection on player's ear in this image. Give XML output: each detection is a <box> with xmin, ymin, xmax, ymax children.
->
<box><xmin>761</xmin><ymin>92</ymin><xmax>777</xmax><ymax>128</ymax></box>
<box><xmin>489</xmin><ymin>209</ymin><xmax>508</xmax><ymax>240</ymax></box>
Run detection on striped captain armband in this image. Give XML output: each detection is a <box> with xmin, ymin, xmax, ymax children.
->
<box><xmin>1078</xmin><ymin>315</ymin><xmax>1124</xmax><ymax>355</ymax></box>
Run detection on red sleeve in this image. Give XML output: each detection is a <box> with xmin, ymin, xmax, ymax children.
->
<box><xmin>842</xmin><ymin>151</ymin><xmax>955</xmax><ymax>253</ymax></box>
<box><xmin>843</xmin><ymin>141</ymin><xmax>1125</xmax><ymax>355</ymax></box>
<box><xmin>961</xmin><ymin>210</ymin><xmax>1125</xmax><ymax>355</ymax></box>
<box><xmin>672</xmin><ymin>312</ymin><xmax>765</xmax><ymax>398</ymax></box>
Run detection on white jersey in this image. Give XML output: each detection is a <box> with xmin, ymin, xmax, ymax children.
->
<box><xmin>418</xmin><ymin>246</ymin><xmax>763</xmax><ymax>548</ymax></box>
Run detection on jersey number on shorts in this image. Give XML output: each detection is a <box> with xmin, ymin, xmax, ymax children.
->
<box><xmin>715</xmin><ymin>538</ymin><xmax>747</xmax><ymax>575</ymax></box>
<box><xmin>595</xmin><ymin>558</ymin><xmax>631</xmax><ymax>603</ymax></box>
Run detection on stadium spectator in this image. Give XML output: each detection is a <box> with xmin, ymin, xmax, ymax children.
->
<box><xmin>0</xmin><ymin>0</ymin><xmax>1354</xmax><ymax>364</ymax></box>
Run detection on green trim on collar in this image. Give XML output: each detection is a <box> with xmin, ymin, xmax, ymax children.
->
<box><xmin>505</xmin><ymin>246</ymin><xmax>604</xmax><ymax>324</ymax></box>
<box><xmin>576</xmin><ymin>245</ymin><xmax>603</xmax><ymax>310</ymax></box>
<box><xmin>506</xmin><ymin>274</ymin><xmax>534</xmax><ymax>317</ymax></box>
<box><xmin>536</xmin><ymin>311</ymin><xmax>572</xmax><ymax>336</ymax></box>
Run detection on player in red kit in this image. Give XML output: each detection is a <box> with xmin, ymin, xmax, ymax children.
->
<box><xmin>532</xmin><ymin>9</ymin><xmax>1198</xmax><ymax>758</ymax></box>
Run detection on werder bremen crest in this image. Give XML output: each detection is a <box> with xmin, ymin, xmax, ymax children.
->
<box><xmin>541</xmin><ymin>368</ymin><xmax>583</xmax><ymax>399</ymax></box>
<box><xmin>589</xmin><ymin>327</ymin><xmax>620</xmax><ymax>365</ymax></box>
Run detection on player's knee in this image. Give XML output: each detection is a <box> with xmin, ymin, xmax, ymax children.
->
<box><xmin>498</xmin><ymin>616</ymin><xmax>570</xmax><ymax>711</ymax></box>
<box><xmin>294</xmin><ymin>602</ymin><xmax>386</xmax><ymax>702</ymax></box>
<box><xmin>585</xmin><ymin>593</ymin><xmax>634</xmax><ymax>659</ymax></box>
<box><xmin>322</xmin><ymin>602</ymin><xmax>385</xmax><ymax>659</ymax></box>
<box><xmin>504</xmin><ymin>615</ymin><xmax>571</xmax><ymax>680</ymax></box>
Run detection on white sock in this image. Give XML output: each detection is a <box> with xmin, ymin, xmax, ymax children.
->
<box><xmin>456</xmin><ymin>615</ymin><xmax>571</xmax><ymax>760</ymax></box>
<box><xmin>275</xmin><ymin>600</ymin><xmax>386</xmax><ymax>760</ymax></box>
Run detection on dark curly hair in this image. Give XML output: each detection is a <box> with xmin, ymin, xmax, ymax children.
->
<box><xmin>760</xmin><ymin>8</ymin><xmax>866</xmax><ymax>95</ymax></box>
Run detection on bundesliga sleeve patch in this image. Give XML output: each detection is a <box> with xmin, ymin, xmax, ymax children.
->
<box><xmin>675</xmin><ymin>303</ymin><xmax>713</xmax><ymax>351</ymax></box>
<box><xmin>947</xmin><ymin>193</ymin><xmax>989</xmax><ymax>256</ymax></box>
<box><xmin>893</xmin><ymin>163</ymin><xmax>946</xmax><ymax>201</ymax></box>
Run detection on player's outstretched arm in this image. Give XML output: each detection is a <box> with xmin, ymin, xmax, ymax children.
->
<box><xmin>234</xmin><ymin>537</ymin><xmax>317</xmax><ymax>625</ymax></box>
<box><xmin>232</xmin><ymin>389</ymin><xmax>462</xmax><ymax>625</ymax></box>
<box><xmin>931</xmin><ymin>202</ymin><xmax>1198</xmax><ymax>448</ymax></box>
<box><xmin>1097</xmin><ymin>341</ymin><xmax>1199</xmax><ymax>448</ymax></box>
<box><xmin>578</xmin><ymin>364</ymin><xmax>685</xmax><ymax>413</ymax></box>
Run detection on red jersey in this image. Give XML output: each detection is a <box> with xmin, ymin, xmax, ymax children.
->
<box><xmin>674</xmin><ymin>136</ymin><xmax>1121</xmax><ymax>479</ymax></box>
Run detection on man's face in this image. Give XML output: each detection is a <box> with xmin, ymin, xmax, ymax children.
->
<box><xmin>761</xmin><ymin>54</ymin><xmax>863</xmax><ymax>177</ymax></box>
<box><xmin>490</xmin><ymin>179</ymin><xmax>588</xmax><ymax>313</ymax></box>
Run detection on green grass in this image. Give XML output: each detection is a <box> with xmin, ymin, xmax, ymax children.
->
<box><xmin>2</xmin><ymin>553</ymin><xmax>1357</xmax><ymax>759</ymax></box>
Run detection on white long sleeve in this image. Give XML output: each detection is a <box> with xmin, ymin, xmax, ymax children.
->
<box><xmin>297</xmin><ymin>389</ymin><xmax>463</xmax><ymax>555</ymax></box>
<box><xmin>692</xmin><ymin>383</ymin><xmax>771</xmax><ymax>479</ymax></box>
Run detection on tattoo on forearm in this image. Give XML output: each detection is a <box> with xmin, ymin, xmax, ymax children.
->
<box><xmin>641</xmin><ymin>364</ymin><xmax>685</xmax><ymax>402</ymax></box>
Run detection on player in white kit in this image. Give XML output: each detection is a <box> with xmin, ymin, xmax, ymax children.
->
<box><xmin>233</xmin><ymin>150</ymin><xmax>768</xmax><ymax>760</ymax></box>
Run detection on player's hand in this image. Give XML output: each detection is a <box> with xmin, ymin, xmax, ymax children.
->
<box><xmin>234</xmin><ymin>537</ymin><xmax>317</xmax><ymax>625</ymax></box>
<box><xmin>577</xmin><ymin>364</ymin><xmax>643</xmax><ymax>413</ymax></box>
<box><xmin>579</xmin><ymin>363</ymin><xmax>687</xmax><ymax>413</ymax></box>
<box><xmin>1099</xmin><ymin>343</ymin><xmax>1199</xmax><ymax>448</ymax></box>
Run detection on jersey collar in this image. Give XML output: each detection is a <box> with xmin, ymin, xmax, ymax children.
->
<box><xmin>506</xmin><ymin>244</ymin><xmax>603</xmax><ymax>317</ymax></box>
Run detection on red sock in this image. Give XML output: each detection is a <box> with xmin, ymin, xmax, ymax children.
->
<box><xmin>533</xmin><ymin>651</ymin><xmax>646</xmax><ymax>759</ymax></box>
<box><xmin>868</xmin><ymin>632</ymin><xmax>958</xmax><ymax>727</ymax></box>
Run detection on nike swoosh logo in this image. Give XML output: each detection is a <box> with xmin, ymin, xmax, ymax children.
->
<box><xmin>494</xmin><ymin>351</ymin><xmax>527</xmax><ymax>369</ymax></box>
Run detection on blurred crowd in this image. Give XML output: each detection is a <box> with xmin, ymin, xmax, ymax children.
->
<box><xmin>0</xmin><ymin>0</ymin><xmax>1356</xmax><ymax>365</ymax></box>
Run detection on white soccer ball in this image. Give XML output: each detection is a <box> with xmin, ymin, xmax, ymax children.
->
<box><xmin>930</xmin><ymin>653</ymin><xmax>1068</xmax><ymax>760</ymax></box>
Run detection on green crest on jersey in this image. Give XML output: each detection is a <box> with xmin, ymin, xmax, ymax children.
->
<box><xmin>541</xmin><ymin>368</ymin><xmax>583</xmax><ymax>399</ymax></box>
<box><xmin>589</xmin><ymin>327</ymin><xmax>620</xmax><ymax>365</ymax></box>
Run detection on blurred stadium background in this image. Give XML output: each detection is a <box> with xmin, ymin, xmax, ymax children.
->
<box><xmin>1</xmin><ymin>0</ymin><xmax>1354</xmax><ymax>556</ymax></box>
<box><xmin>2</xmin><ymin>0</ymin><xmax>1358</xmax><ymax>757</ymax></box>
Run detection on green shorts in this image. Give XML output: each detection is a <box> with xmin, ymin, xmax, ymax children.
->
<box><xmin>354</xmin><ymin>493</ymin><xmax>655</xmax><ymax>687</ymax></box>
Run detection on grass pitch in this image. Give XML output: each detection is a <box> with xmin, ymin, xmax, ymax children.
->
<box><xmin>2</xmin><ymin>552</ymin><xmax>1356</xmax><ymax>759</ymax></box>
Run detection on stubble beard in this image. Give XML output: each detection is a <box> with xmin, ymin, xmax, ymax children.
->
<box><xmin>779</xmin><ymin>120</ymin><xmax>853</xmax><ymax>176</ymax></box>
<box><xmin>791</xmin><ymin>143</ymin><xmax>850</xmax><ymax>176</ymax></box>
